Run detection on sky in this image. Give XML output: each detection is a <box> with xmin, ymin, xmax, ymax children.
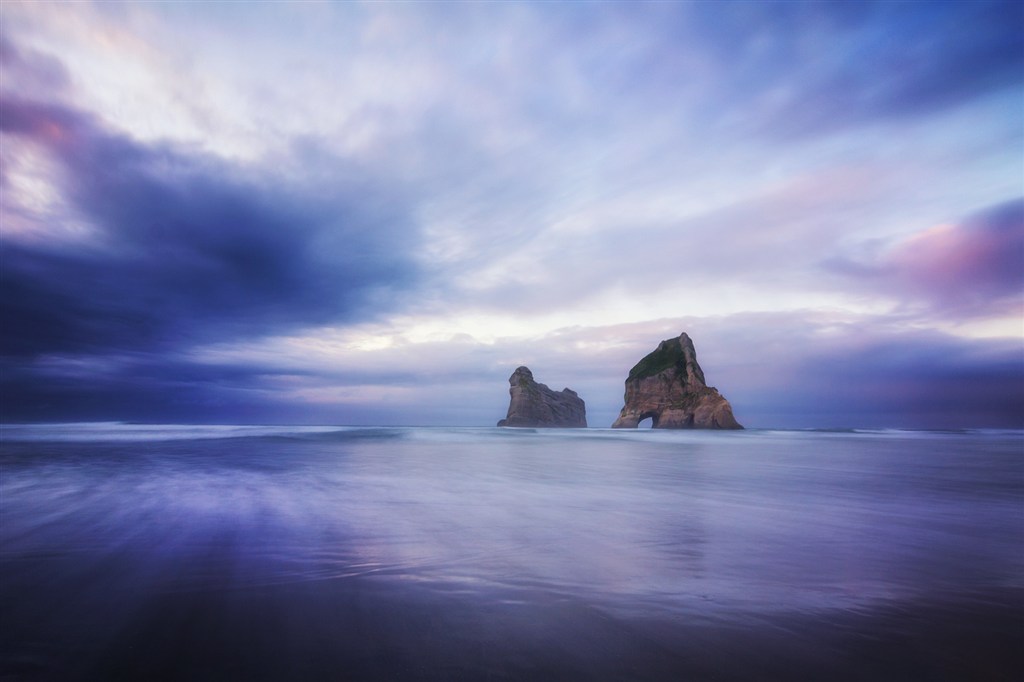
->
<box><xmin>1</xmin><ymin>0</ymin><xmax>1021</xmax><ymax>429</ymax></box>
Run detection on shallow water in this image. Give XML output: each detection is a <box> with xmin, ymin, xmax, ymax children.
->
<box><xmin>2</xmin><ymin>425</ymin><xmax>1022</xmax><ymax>680</ymax></box>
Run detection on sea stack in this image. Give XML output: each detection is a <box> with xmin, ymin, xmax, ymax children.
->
<box><xmin>497</xmin><ymin>366</ymin><xmax>587</xmax><ymax>428</ymax></box>
<box><xmin>611</xmin><ymin>333</ymin><xmax>742</xmax><ymax>429</ymax></box>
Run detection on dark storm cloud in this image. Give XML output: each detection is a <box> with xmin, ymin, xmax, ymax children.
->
<box><xmin>1</xmin><ymin>355</ymin><xmax>268</xmax><ymax>423</ymax></box>
<box><xmin>1</xmin><ymin>77</ymin><xmax>422</xmax><ymax>420</ymax></box>
<box><xmin>0</xmin><ymin>95</ymin><xmax>421</xmax><ymax>359</ymax></box>
<box><xmin>2</xmin><ymin>355</ymin><xmax>405</xmax><ymax>425</ymax></box>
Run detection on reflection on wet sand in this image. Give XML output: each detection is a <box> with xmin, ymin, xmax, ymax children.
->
<box><xmin>2</xmin><ymin>426</ymin><xmax>1021</xmax><ymax>680</ymax></box>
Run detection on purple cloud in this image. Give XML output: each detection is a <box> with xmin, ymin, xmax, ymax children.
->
<box><xmin>0</xmin><ymin>92</ymin><xmax>423</xmax><ymax>359</ymax></box>
<box><xmin>828</xmin><ymin>199</ymin><xmax>1023</xmax><ymax>317</ymax></box>
<box><xmin>0</xmin><ymin>34</ymin><xmax>71</xmax><ymax>98</ymax></box>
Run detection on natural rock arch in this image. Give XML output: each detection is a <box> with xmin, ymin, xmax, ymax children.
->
<box><xmin>611</xmin><ymin>332</ymin><xmax>741</xmax><ymax>430</ymax></box>
<box><xmin>637</xmin><ymin>411</ymin><xmax>660</xmax><ymax>428</ymax></box>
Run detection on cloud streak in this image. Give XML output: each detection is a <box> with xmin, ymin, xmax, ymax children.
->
<box><xmin>684</xmin><ymin>0</ymin><xmax>1024</xmax><ymax>139</ymax></box>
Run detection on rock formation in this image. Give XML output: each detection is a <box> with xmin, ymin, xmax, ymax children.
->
<box><xmin>497</xmin><ymin>366</ymin><xmax>587</xmax><ymax>427</ymax></box>
<box><xmin>611</xmin><ymin>332</ymin><xmax>742</xmax><ymax>429</ymax></box>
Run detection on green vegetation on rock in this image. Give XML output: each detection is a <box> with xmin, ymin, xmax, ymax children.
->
<box><xmin>627</xmin><ymin>342</ymin><xmax>683</xmax><ymax>381</ymax></box>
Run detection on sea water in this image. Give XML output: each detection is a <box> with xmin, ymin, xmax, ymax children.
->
<box><xmin>1</xmin><ymin>424</ymin><xmax>1021</xmax><ymax>680</ymax></box>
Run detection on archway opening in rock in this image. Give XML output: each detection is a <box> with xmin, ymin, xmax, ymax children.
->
<box><xmin>638</xmin><ymin>412</ymin><xmax>659</xmax><ymax>429</ymax></box>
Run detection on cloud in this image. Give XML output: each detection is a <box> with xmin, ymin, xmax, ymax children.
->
<box><xmin>0</xmin><ymin>33</ymin><xmax>71</xmax><ymax>99</ymax></box>
<box><xmin>1</xmin><ymin>6</ymin><xmax>1019</xmax><ymax>428</ymax></box>
<box><xmin>828</xmin><ymin>199</ymin><xmax>1024</xmax><ymax>318</ymax></box>
<box><xmin>0</xmin><ymin>93</ymin><xmax>422</xmax><ymax>359</ymax></box>
<box><xmin>689</xmin><ymin>0</ymin><xmax>1024</xmax><ymax>139</ymax></box>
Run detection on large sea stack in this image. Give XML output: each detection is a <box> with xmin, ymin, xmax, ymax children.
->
<box><xmin>611</xmin><ymin>333</ymin><xmax>742</xmax><ymax>429</ymax></box>
<box><xmin>497</xmin><ymin>366</ymin><xmax>587</xmax><ymax>427</ymax></box>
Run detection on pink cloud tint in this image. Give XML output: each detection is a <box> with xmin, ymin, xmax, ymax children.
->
<box><xmin>832</xmin><ymin>199</ymin><xmax>1023</xmax><ymax>316</ymax></box>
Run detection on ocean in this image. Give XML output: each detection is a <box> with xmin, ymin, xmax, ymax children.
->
<box><xmin>1</xmin><ymin>424</ymin><xmax>1021</xmax><ymax>681</ymax></box>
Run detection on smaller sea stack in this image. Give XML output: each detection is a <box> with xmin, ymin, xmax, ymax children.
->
<box><xmin>612</xmin><ymin>332</ymin><xmax>741</xmax><ymax>429</ymax></box>
<box><xmin>497</xmin><ymin>366</ymin><xmax>587</xmax><ymax>428</ymax></box>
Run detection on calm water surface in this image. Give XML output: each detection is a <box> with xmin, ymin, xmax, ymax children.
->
<box><xmin>2</xmin><ymin>425</ymin><xmax>1021</xmax><ymax>680</ymax></box>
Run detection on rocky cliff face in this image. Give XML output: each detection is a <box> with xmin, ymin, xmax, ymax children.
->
<box><xmin>611</xmin><ymin>333</ymin><xmax>741</xmax><ymax>429</ymax></box>
<box><xmin>497</xmin><ymin>366</ymin><xmax>587</xmax><ymax>427</ymax></box>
